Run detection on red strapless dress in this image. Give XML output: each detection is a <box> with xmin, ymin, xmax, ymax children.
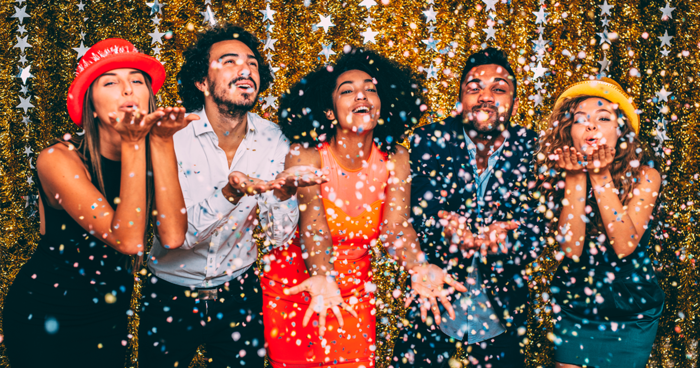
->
<box><xmin>262</xmin><ymin>142</ymin><xmax>389</xmax><ymax>367</ymax></box>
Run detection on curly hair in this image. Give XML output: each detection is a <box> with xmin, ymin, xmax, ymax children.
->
<box><xmin>535</xmin><ymin>95</ymin><xmax>657</xmax><ymax>241</ymax></box>
<box><xmin>277</xmin><ymin>47</ymin><xmax>424</xmax><ymax>154</ymax></box>
<box><xmin>177</xmin><ymin>23</ymin><xmax>273</xmax><ymax>112</ymax></box>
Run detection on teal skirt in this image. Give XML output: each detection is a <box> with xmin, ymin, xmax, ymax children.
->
<box><xmin>551</xmin><ymin>256</ymin><xmax>664</xmax><ymax>367</ymax></box>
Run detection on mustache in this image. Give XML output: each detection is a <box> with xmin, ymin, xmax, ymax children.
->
<box><xmin>471</xmin><ymin>103</ymin><xmax>497</xmax><ymax>112</ymax></box>
<box><xmin>228</xmin><ymin>77</ymin><xmax>258</xmax><ymax>91</ymax></box>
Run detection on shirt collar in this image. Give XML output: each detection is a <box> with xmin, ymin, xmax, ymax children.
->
<box><xmin>192</xmin><ymin>110</ymin><xmax>259</xmax><ymax>137</ymax></box>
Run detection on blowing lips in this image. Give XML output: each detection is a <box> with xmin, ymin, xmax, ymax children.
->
<box><xmin>118</xmin><ymin>101</ymin><xmax>139</xmax><ymax>112</ymax></box>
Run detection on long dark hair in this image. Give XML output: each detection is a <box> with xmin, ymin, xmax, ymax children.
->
<box><xmin>277</xmin><ymin>47</ymin><xmax>424</xmax><ymax>154</ymax></box>
<box><xmin>64</xmin><ymin>71</ymin><xmax>156</xmax><ymax>263</ymax></box>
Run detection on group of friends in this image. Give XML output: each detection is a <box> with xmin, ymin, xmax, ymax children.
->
<box><xmin>2</xmin><ymin>23</ymin><xmax>665</xmax><ymax>368</ymax></box>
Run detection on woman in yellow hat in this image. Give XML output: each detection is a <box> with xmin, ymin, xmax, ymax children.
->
<box><xmin>536</xmin><ymin>78</ymin><xmax>664</xmax><ymax>367</ymax></box>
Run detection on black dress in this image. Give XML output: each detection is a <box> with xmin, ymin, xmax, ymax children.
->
<box><xmin>551</xmin><ymin>227</ymin><xmax>665</xmax><ymax>367</ymax></box>
<box><xmin>3</xmin><ymin>154</ymin><xmax>135</xmax><ymax>367</ymax></box>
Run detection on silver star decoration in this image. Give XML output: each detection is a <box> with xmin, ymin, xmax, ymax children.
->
<box><xmin>425</xmin><ymin>63</ymin><xmax>439</xmax><ymax>79</ymax></box>
<box><xmin>262</xmin><ymin>95</ymin><xmax>278</xmax><ymax>110</ymax></box>
<box><xmin>483</xmin><ymin>0</ymin><xmax>498</xmax><ymax>12</ymax></box>
<box><xmin>17</xmin><ymin>25</ymin><xmax>26</xmax><ymax>35</ymax></box>
<box><xmin>19</xmin><ymin>54</ymin><xmax>27</xmax><ymax>63</ymax></box>
<box><xmin>80</xmin><ymin>31</ymin><xmax>86</xmax><ymax>40</ymax></box>
<box><xmin>534</xmin><ymin>81</ymin><xmax>545</xmax><ymax>91</ymax></box>
<box><xmin>530</xmin><ymin>93</ymin><xmax>544</xmax><ymax>107</ymax></box>
<box><xmin>483</xmin><ymin>25</ymin><xmax>497</xmax><ymax>41</ymax></box>
<box><xmin>17</xmin><ymin>65</ymin><xmax>32</xmax><ymax>84</ymax></box>
<box><xmin>364</xmin><ymin>15</ymin><xmax>374</xmax><ymax>24</ymax></box>
<box><xmin>266</xmin><ymin>53</ymin><xmax>273</xmax><ymax>62</ymax></box>
<box><xmin>655</xmin><ymin>129</ymin><xmax>669</xmax><ymax>146</ymax></box>
<box><xmin>531</xmin><ymin>61</ymin><xmax>548</xmax><ymax>79</ymax></box>
<box><xmin>23</xmin><ymin>146</ymin><xmax>32</xmax><ymax>156</ymax></box>
<box><xmin>597</xmin><ymin>27</ymin><xmax>610</xmax><ymax>44</ymax></box>
<box><xmin>259</xmin><ymin>4</ymin><xmax>276</xmax><ymax>23</ymax></box>
<box><xmin>533</xmin><ymin>7</ymin><xmax>548</xmax><ymax>24</ymax></box>
<box><xmin>149</xmin><ymin>27</ymin><xmax>165</xmax><ymax>45</ymax></box>
<box><xmin>600</xmin><ymin>17</ymin><xmax>610</xmax><ymax>27</ymax></box>
<box><xmin>532</xmin><ymin>34</ymin><xmax>548</xmax><ymax>52</ymax></box>
<box><xmin>660</xmin><ymin>47</ymin><xmax>671</xmax><ymax>57</ymax></box>
<box><xmin>73</xmin><ymin>41</ymin><xmax>89</xmax><ymax>59</ymax></box>
<box><xmin>11</xmin><ymin>5</ymin><xmax>29</xmax><ymax>24</ymax></box>
<box><xmin>423</xmin><ymin>6</ymin><xmax>437</xmax><ymax>23</ymax></box>
<box><xmin>152</xmin><ymin>15</ymin><xmax>161</xmax><ymax>25</ymax></box>
<box><xmin>153</xmin><ymin>45</ymin><xmax>162</xmax><ymax>55</ymax></box>
<box><xmin>319</xmin><ymin>42</ymin><xmax>336</xmax><ymax>61</ymax></box>
<box><xmin>14</xmin><ymin>35</ymin><xmax>32</xmax><ymax>53</ymax></box>
<box><xmin>27</xmin><ymin>176</ymin><xmax>34</xmax><ymax>185</ymax></box>
<box><xmin>201</xmin><ymin>5</ymin><xmax>217</xmax><ymax>26</ymax></box>
<box><xmin>660</xmin><ymin>2</ymin><xmax>675</xmax><ymax>19</ymax></box>
<box><xmin>77</xmin><ymin>0</ymin><xmax>85</xmax><ymax>11</ymax></box>
<box><xmin>597</xmin><ymin>54</ymin><xmax>611</xmax><ymax>71</ymax></box>
<box><xmin>427</xmin><ymin>24</ymin><xmax>436</xmax><ymax>33</ymax></box>
<box><xmin>146</xmin><ymin>0</ymin><xmax>163</xmax><ymax>15</ymax></box>
<box><xmin>361</xmin><ymin>27</ymin><xmax>379</xmax><ymax>44</ymax></box>
<box><xmin>537</xmin><ymin>25</ymin><xmax>545</xmax><ymax>34</ymax></box>
<box><xmin>263</xmin><ymin>35</ymin><xmax>278</xmax><ymax>51</ymax></box>
<box><xmin>20</xmin><ymin>84</ymin><xmax>28</xmax><ymax>94</ymax></box>
<box><xmin>270</xmin><ymin>65</ymin><xmax>280</xmax><ymax>79</ymax></box>
<box><xmin>317</xmin><ymin>14</ymin><xmax>334</xmax><ymax>33</ymax></box>
<box><xmin>656</xmin><ymin>87</ymin><xmax>672</xmax><ymax>102</ymax></box>
<box><xmin>598</xmin><ymin>0</ymin><xmax>613</xmax><ymax>16</ymax></box>
<box><xmin>422</xmin><ymin>37</ymin><xmax>440</xmax><ymax>52</ymax></box>
<box><xmin>18</xmin><ymin>96</ymin><xmax>33</xmax><ymax>113</ymax></box>
<box><xmin>659</xmin><ymin>30</ymin><xmax>673</xmax><ymax>48</ymax></box>
<box><xmin>15</xmin><ymin>0</ymin><xmax>26</xmax><ymax>5</ymax></box>
<box><xmin>359</xmin><ymin>0</ymin><xmax>377</xmax><ymax>9</ymax></box>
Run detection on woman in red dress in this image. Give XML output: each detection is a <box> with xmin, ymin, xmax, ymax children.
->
<box><xmin>262</xmin><ymin>48</ymin><xmax>467</xmax><ymax>367</ymax></box>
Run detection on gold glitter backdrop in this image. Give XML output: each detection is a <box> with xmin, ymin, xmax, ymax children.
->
<box><xmin>1</xmin><ymin>0</ymin><xmax>698</xmax><ymax>367</ymax></box>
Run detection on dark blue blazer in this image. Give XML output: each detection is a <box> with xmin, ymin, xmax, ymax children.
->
<box><xmin>409</xmin><ymin>116</ymin><xmax>543</xmax><ymax>331</ymax></box>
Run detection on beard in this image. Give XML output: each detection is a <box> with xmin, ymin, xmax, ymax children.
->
<box><xmin>209</xmin><ymin>77</ymin><xmax>258</xmax><ymax>117</ymax></box>
<box><xmin>462</xmin><ymin>102</ymin><xmax>514</xmax><ymax>133</ymax></box>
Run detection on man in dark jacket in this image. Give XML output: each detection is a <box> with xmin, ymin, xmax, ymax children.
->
<box><xmin>393</xmin><ymin>48</ymin><xmax>542</xmax><ymax>367</ymax></box>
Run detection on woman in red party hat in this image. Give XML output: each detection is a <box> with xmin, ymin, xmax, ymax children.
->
<box><xmin>3</xmin><ymin>38</ymin><xmax>197</xmax><ymax>367</ymax></box>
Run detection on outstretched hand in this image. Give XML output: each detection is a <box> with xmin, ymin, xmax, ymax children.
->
<box><xmin>473</xmin><ymin>220</ymin><xmax>520</xmax><ymax>257</ymax></box>
<box><xmin>107</xmin><ymin>108</ymin><xmax>162</xmax><ymax>144</ymax></box>
<box><xmin>405</xmin><ymin>264</ymin><xmax>467</xmax><ymax>325</ymax></box>
<box><xmin>284</xmin><ymin>275</ymin><xmax>358</xmax><ymax>338</ymax></box>
<box><xmin>150</xmin><ymin>106</ymin><xmax>200</xmax><ymax>141</ymax></box>
<box><xmin>268</xmin><ymin>165</ymin><xmax>328</xmax><ymax>201</ymax></box>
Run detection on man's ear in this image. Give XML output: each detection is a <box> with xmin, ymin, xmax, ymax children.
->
<box><xmin>195</xmin><ymin>78</ymin><xmax>208</xmax><ymax>94</ymax></box>
<box><xmin>325</xmin><ymin>109</ymin><xmax>335</xmax><ymax>121</ymax></box>
<box><xmin>512</xmin><ymin>97</ymin><xmax>520</xmax><ymax>114</ymax></box>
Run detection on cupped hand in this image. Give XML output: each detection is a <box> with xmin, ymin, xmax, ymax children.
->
<box><xmin>284</xmin><ymin>275</ymin><xmax>358</xmax><ymax>338</ymax></box>
<box><xmin>405</xmin><ymin>263</ymin><xmax>467</xmax><ymax>325</ymax></box>
<box><xmin>586</xmin><ymin>144</ymin><xmax>615</xmax><ymax>174</ymax></box>
<box><xmin>474</xmin><ymin>220</ymin><xmax>520</xmax><ymax>257</ymax></box>
<box><xmin>107</xmin><ymin>108</ymin><xmax>163</xmax><ymax>143</ymax></box>
<box><xmin>553</xmin><ymin>146</ymin><xmax>586</xmax><ymax>174</ymax></box>
<box><xmin>438</xmin><ymin>210</ymin><xmax>478</xmax><ymax>254</ymax></box>
<box><xmin>226</xmin><ymin>171</ymin><xmax>272</xmax><ymax>198</ymax></box>
<box><xmin>268</xmin><ymin>165</ymin><xmax>328</xmax><ymax>200</ymax></box>
<box><xmin>150</xmin><ymin>107</ymin><xmax>200</xmax><ymax>141</ymax></box>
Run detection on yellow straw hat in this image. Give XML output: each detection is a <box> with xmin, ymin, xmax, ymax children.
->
<box><xmin>554</xmin><ymin>77</ymin><xmax>639</xmax><ymax>133</ymax></box>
